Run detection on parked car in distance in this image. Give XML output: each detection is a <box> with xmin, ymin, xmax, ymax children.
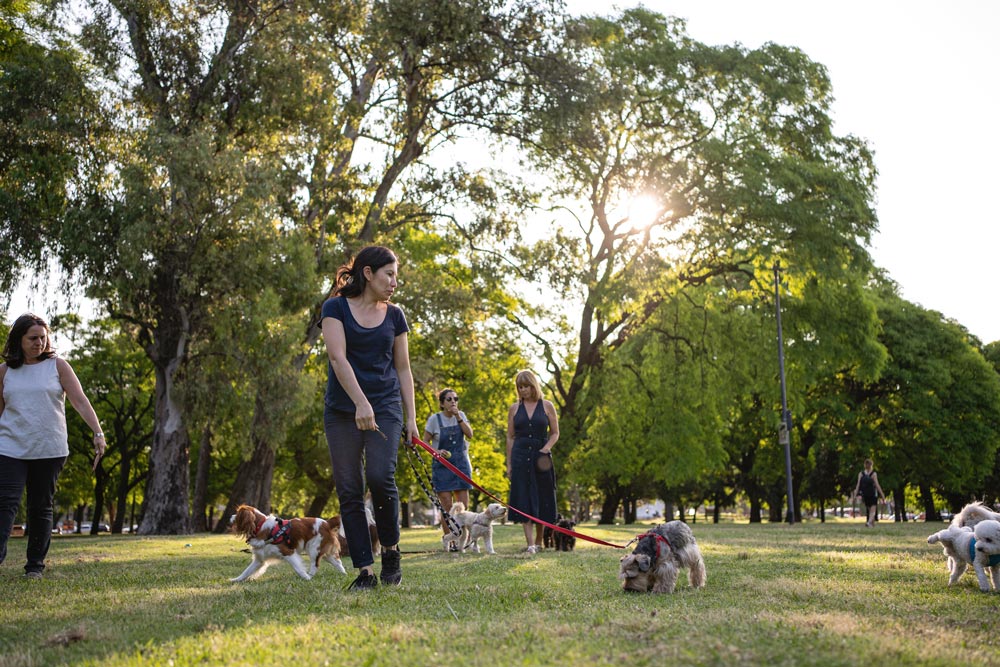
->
<box><xmin>79</xmin><ymin>522</ymin><xmax>111</xmax><ymax>533</ymax></box>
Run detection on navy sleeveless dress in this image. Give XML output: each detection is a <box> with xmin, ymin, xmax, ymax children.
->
<box><xmin>507</xmin><ymin>401</ymin><xmax>557</xmax><ymax>524</ymax></box>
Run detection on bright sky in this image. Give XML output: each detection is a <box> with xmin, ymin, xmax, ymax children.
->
<box><xmin>570</xmin><ymin>0</ymin><xmax>1000</xmax><ymax>344</ymax></box>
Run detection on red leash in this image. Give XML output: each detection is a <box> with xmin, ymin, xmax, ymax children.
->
<box><xmin>409</xmin><ymin>436</ymin><xmax>627</xmax><ymax>549</ymax></box>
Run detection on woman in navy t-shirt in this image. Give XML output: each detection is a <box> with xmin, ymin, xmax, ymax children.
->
<box><xmin>321</xmin><ymin>246</ymin><xmax>418</xmax><ymax>590</ymax></box>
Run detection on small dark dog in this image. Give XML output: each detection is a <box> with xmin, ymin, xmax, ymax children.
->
<box><xmin>619</xmin><ymin>520</ymin><xmax>707</xmax><ymax>593</ymax></box>
<box><xmin>543</xmin><ymin>515</ymin><xmax>561</xmax><ymax>549</ymax></box>
<box><xmin>551</xmin><ymin>516</ymin><xmax>577</xmax><ymax>551</ymax></box>
<box><xmin>543</xmin><ymin>514</ymin><xmax>576</xmax><ymax>550</ymax></box>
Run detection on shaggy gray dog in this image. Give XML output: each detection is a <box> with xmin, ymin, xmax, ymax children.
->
<box><xmin>619</xmin><ymin>521</ymin><xmax>707</xmax><ymax>593</ymax></box>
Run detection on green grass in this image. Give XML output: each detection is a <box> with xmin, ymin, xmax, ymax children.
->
<box><xmin>2</xmin><ymin>520</ymin><xmax>998</xmax><ymax>666</ymax></box>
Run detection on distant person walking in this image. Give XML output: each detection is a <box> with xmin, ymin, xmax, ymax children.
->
<box><xmin>506</xmin><ymin>370</ymin><xmax>559</xmax><ymax>553</ymax></box>
<box><xmin>0</xmin><ymin>313</ymin><xmax>106</xmax><ymax>579</ymax></box>
<box><xmin>852</xmin><ymin>458</ymin><xmax>886</xmax><ymax>527</ymax></box>
<box><xmin>321</xmin><ymin>246</ymin><xmax>418</xmax><ymax>590</ymax></box>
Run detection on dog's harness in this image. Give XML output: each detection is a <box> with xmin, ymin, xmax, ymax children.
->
<box><xmin>635</xmin><ymin>532</ymin><xmax>671</xmax><ymax>559</ymax></box>
<box><xmin>253</xmin><ymin>516</ymin><xmax>293</xmax><ymax>547</ymax></box>
<box><xmin>967</xmin><ymin>536</ymin><xmax>1000</xmax><ymax>567</ymax></box>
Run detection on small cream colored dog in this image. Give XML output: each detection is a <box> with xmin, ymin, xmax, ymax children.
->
<box><xmin>927</xmin><ymin>520</ymin><xmax>1000</xmax><ymax>592</ymax></box>
<box><xmin>444</xmin><ymin>502</ymin><xmax>506</xmax><ymax>554</ymax></box>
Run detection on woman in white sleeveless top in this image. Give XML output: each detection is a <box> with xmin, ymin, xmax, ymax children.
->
<box><xmin>0</xmin><ymin>313</ymin><xmax>105</xmax><ymax>579</ymax></box>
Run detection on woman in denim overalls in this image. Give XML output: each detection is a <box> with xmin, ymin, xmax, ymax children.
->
<box><xmin>422</xmin><ymin>389</ymin><xmax>473</xmax><ymax>547</ymax></box>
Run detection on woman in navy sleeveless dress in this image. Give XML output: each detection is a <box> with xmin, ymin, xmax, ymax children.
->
<box><xmin>506</xmin><ymin>370</ymin><xmax>559</xmax><ymax>553</ymax></box>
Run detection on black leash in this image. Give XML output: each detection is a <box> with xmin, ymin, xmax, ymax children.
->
<box><xmin>404</xmin><ymin>444</ymin><xmax>462</xmax><ymax>539</ymax></box>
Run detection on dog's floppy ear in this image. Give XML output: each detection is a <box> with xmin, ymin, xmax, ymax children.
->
<box><xmin>232</xmin><ymin>505</ymin><xmax>258</xmax><ymax>537</ymax></box>
<box><xmin>636</xmin><ymin>554</ymin><xmax>652</xmax><ymax>572</ymax></box>
<box><xmin>620</xmin><ymin>554</ymin><xmax>647</xmax><ymax>579</ymax></box>
<box><xmin>619</xmin><ymin>554</ymin><xmax>636</xmax><ymax>579</ymax></box>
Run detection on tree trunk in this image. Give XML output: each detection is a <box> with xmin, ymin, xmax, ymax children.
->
<box><xmin>599</xmin><ymin>490</ymin><xmax>620</xmax><ymax>525</ymax></box>
<box><xmin>767</xmin><ymin>484</ymin><xmax>785</xmax><ymax>522</ymax></box>
<box><xmin>307</xmin><ymin>488</ymin><xmax>333</xmax><ymax>519</ymax></box>
<box><xmin>92</xmin><ymin>465</ymin><xmax>108</xmax><ymax>534</ymax></box>
<box><xmin>749</xmin><ymin>496</ymin><xmax>762</xmax><ymax>523</ymax></box>
<box><xmin>893</xmin><ymin>488</ymin><xmax>907</xmax><ymax>521</ymax></box>
<box><xmin>623</xmin><ymin>497</ymin><xmax>636</xmax><ymax>524</ymax></box>
<box><xmin>400</xmin><ymin>500</ymin><xmax>411</xmax><ymax>529</ymax></box>
<box><xmin>191</xmin><ymin>426</ymin><xmax>213</xmax><ymax>532</ymax></box>
<box><xmin>113</xmin><ymin>424</ymin><xmax>131</xmax><ymax>534</ymax></box>
<box><xmin>919</xmin><ymin>483</ymin><xmax>939</xmax><ymax>521</ymax></box>
<box><xmin>138</xmin><ymin>353</ymin><xmax>192</xmax><ymax>535</ymax></box>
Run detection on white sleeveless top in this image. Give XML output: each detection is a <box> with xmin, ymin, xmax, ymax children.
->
<box><xmin>0</xmin><ymin>357</ymin><xmax>69</xmax><ymax>459</ymax></box>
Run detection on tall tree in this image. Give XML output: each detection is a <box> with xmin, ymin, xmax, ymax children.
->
<box><xmin>44</xmin><ymin>0</ymin><xmax>319</xmax><ymax>533</ymax></box>
<box><xmin>507</xmin><ymin>7</ymin><xmax>885</xmax><ymax>521</ymax></box>
<box><xmin>0</xmin><ymin>0</ymin><xmax>98</xmax><ymax>293</ymax></box>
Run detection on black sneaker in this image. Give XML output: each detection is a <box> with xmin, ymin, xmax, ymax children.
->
<box><xmin>346</xmin><ymin>571</ymin><xmax>378</xmax><ymax>591</ymax></box>
<box><xmin>380</xmin><ymin>549</ymin><xmax>402</xmax><ymax>585</ymax></box>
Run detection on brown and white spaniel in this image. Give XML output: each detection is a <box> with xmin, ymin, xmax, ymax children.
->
<box><xmin>229</xmin><ymin>504</ymin><xmax>346</xmax><ymax>582</ymax></box>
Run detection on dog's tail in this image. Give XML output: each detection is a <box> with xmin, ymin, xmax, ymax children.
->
<box><xmin>952</xmin><ymin>501</ymin><xmax>1000</xmax><ymax>529</ymax></box>
<box><xmin>328</xmin><ymin>515</ymin><xmax>344</xmax><ymax>538</ymax></box>
<box><xmin>450</xmin><ymin>501</ymin><xmax>466</xmax><ymax>515</ymax></box>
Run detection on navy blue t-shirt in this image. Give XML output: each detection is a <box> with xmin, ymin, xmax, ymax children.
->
<box><xmin>322</xmin><ymin>296</ymin><xmax>410</xmax><ymax>414</ymax></box>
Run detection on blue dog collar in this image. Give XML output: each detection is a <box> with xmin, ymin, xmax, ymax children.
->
<box><xmin>968</xmin><ymin>536</ymin><xmax>1000</xmax><ymax>567</ymax></box>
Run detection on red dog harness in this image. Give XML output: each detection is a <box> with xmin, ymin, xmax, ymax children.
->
<box><xmin>635</xmin><ymin>532</ymin><xmax>671</xmax><ymax>559</ymax></box>
<box><xmin>253</xmin><ymin>517</ymin><xmax>293</xmax><ymax>547</ymax></box>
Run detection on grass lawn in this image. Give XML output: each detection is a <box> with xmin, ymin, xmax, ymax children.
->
<box><xmin>1</xmin><ymin>519</ymin><xmax>998</xmax><ymax>666</ymax></box>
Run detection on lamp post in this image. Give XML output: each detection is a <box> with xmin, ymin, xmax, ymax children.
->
<box><xmin>774</xmin><ymin>261</ymin><xmax>795</xmax><ymax>524</ymax></box>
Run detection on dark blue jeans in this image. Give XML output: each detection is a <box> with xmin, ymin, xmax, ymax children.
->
<box><xmin>0</xmin><ymin>455</ymin><xmax>66</xmax><ymax>573</ymax></box>
<box><xmin>324</xmin><ymin>408</ymin><xmax>402</xmax><ymax>569</ymax></box>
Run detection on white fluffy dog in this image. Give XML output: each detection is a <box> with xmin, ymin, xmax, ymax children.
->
<box><xmin>927</xmin><ymin>520</ymin><xmax>1000</xmax><ymax>592</ymax></box>
<box><xmin>951</xmin><ymin>501</ymin><xmax>1000</xmax><ymax>529</ymax></box>
<box><xmin>443</xmin><ymin>502</ymin><xmax>507</xmax><ymax>554</ymax></box>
